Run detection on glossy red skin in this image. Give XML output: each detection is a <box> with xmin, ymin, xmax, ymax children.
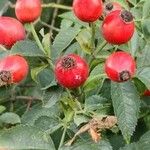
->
<box><xmin>104</xmin><ymin>2</ymin><xmax>122</xmax><ymax>15</ymax></box>
<box><xmin>0</xmin><ymin>17</ymin><xmax>26</xmax><ymax>48</ymax></box>
<box><xmin>55</xmin><ymin>54</ymin><xmax>89</xmax><ymax>89</ymax></box>
<box><xmin>102</xmin><ymin>10</ymin><xmax>135</xmax><ymax>45</ymax></box>
<box><xmin>143</xmin><ymin>90</ymin><xmax>150</xmax><ymax>96</ymax></box>
<box><xmin>0</xmin><ymin>55</ymin><xmax>29</xmax><ymax>83</ymax></box>
<box><xmin>15</xmin><ymin>0</ymin><xmax>42</xmax><ymax>23</ymax></box>
<box><xmin>73</xmin><ymin>0</ymin><xmax>103</xmax><ymax>22</ymax></box>
<box><xmin>105</xmin><ymin>51</ymin><xmax>136</xmax><ymax>82</ymax></box>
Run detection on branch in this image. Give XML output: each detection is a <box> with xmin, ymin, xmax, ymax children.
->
<box><xmin>9</xmin><ymin>3</ymin><xmax>72</xmax><ymax>10</ymax></box>
<box><xmin>11</xmin><ymin>96</ymin><xmax>42</xmax><ymax>101</ymax></box>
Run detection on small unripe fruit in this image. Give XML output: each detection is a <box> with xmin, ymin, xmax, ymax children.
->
<box><xmin>0</xmin><ymin>55</ymin><xmax>29</xmax><ymax>86</ymax></box>
<box><xmin>105</xmin><ymin>51</ymin><xmax>136</xmax><ymax>82</ymax></box>
<box><xmin>0</xmin><ymin>17</ymin><xmax>26</xmax><ymax>48</ymax></box>
<box><xmin>73</xmin><ymin>0</ymin><xmax>103</xmax><ymax>22</ymax></box>
<box><xmin>55</xmin><ymin>54</ymin><xmax>89</xmax><ymax>89</ymax></box>
<box><xmin>102</xmin><ymin>10</ymin><xmax>135</xmax><ymax>45</ymax></box>
<box><xmin>15</xmin><ymin>0</ymin><xmax>42</xmax><ymax>23</ymax></box>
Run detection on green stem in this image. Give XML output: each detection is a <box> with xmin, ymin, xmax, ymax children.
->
<box><xmin>47</xmin><ymin>57</ymin><xmax>55</xmax><ymax>70</ymax></box>
<box><xmin>114</xmin><ymin>45</ymin><xmax>119</xmax><ymax>51</ymax></box>
<box><xmin>94</xmin><ymin>40</ymin><xmax>108</xmax><ymax>55</ymax></box>
<box><xmin>10</xmin><ymin>85</ymin><xmax>17</xmax><ymax>112</ymax></box>
<box><xmin>125</xmin><ymin>137</ymin><xmax>131</xmax><ymax>145</ymax></box>
<box><xmin>66</xmin><ymin>88</ymin><xmax>73</xmax><ymax>99</ymax></box>
<box><xmin>90</xmin><ymin>22</ymin><xmax>96</xmax><ymax>53</ymax></box>
<box><xmin>89</xmin><ymin>41</ymin><xmax>108</xmax><ymax>65</ymax></box>
<box><xmin>29</xmin><ymin>23</ymin><xmax>46</xmax><ymax>54</ymax></box>
<box><xmin>77</xmin><ymin>87</ymin><xmax>82</xmax><ymax>96</ymax></box>
<box><xmin>42</xmin><ymin>3</ymin><xmax>72</xmax><ymax>10</ymax></box>
<box><xmin>66</xmin><ymin>88</ymin><xmax>83</xmax><ymax>111</ymax></box>
<box><xmin>29</xmin><ymin>23</ymin><xmax>55</xmax><ymax>70</ymax></box>
<box><xmin>58</xmin><ymin>127</ymin><xmax>67</xmax><ymax>149</ymax></box>
<box><xmin>95</xmin><ymin>55</ymin><xmax>108</xmax><ymax>59</ymax></box>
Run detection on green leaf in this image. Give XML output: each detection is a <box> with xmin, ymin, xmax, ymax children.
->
<box><xmin>136</xmin><ymin>44</ymin><xmax>150</xmax><ymax>89</ymax></box>
<box><xmin>0</xmin><ymin>106</ymin><xmax>6</xmax><ymax>114</ymax></box>
<box><xmin>131</xmin><ymin>7</ymin><xmax>143</xmax><ymax>20</ymax></box>
<box><xmin>137</xmin><ymin>67</ymin><xmax>150</xmax><ymax>89</ymax></box>
<box><xmin>42</xmin><ymin>33</ymin><xmax>51</xmax><ymax>57</ymax></box>
<box><xmin>0</xmin><ymin>112</ymin><xmax>21</xmax><ymax>125</ymax></box>
<box><xmin>10</xmin><ymin>40</ymin><xmax>46</xmax><ymax>57</ymax></box>
<box><xmin>119</xmin><ymin>143</ymin><xmax>138</xmax><ymax>150</ymax></box>
<box><xmin>109</xmin><ymin>135</ymin><xmax>125</xmax><ymax>150</ymax></box>
<box><xmin>74</xmin><ymin>114</ymin><xmax>89</xmax><ymax>127</ymax></box>
<box><xmin>34</xmin><ymin>116</ymin><xmax>61</xmax><ymax>133</ymax></box>
<box><xmin>60</xmin><ymin>140</ymin><xmax>113</xmax><ymax>150</ymax></box>
<box><xmin>0</xmin><ymin>87</ymin><xmax>12</xmax><ymax>102</ymax></box>
<box><xmin>120</xmin><ymin>131</ymin><xmax>150</xmax><ymax>150</ymax></box>
<box><xmin>138</xmin><ymin>131</ymin><xmax>150</xmax><ymax>150</ymax></box>
<box><xmin>76</xmin><ymin>29</ymin><xmax>92</xmax><ymax>54</ymax></box>
<box><xmin>52</xmin><ymin>27</ymin><xmax>80</xmax><ymax>59</ymax></box>
<box><xmin>64</xmin><ymin>42</ymin><xmax>82</xmax><ymax>55</ymax></box>
<box><xmin>59</xmin><ymin>11</ymin><xmax>88</xmax><ymax>27</ymax></box>
<box><xmin>143</xmin><ymin>0</ymin><xmax>150</xmax><ymax>18</ymax></box>
<box><xmin>111</xmin><ymin>81</ymin><xmax>140</xmax><ymax>143</ymax></box>
<box><xmin>129</xmin><ymin>31</ymin><xmax>140</xmax><ymax>56</ymax></box>
<box><xmin>90</xmin><ymin>63</ymin><xmax>105</xmax><ymax>76</ymax></box>
<box><xmin>133</xmin><ymin>78</ymin><xmax>146</xmax><ymax>94</ymax></box>
<box><xmin>85</xmin><ymin>95</ymin><xmax>108</xmax><ymax>111</ymax></box>
<box><xmin>60</xmin><ymin>19</ymin><xmax>73</xmax><ymax>29</ymax></box>
<box><xmin>83</xmin><ymin>74</ymin><xmax>105</xmax><ymax>92</ymax></box>
<box><xmin>43</xmin><ymin>88</ymin><xmax>63</xmax><ymax>108</ymax></box>
<box><xmin>0</xmin><ymin>125</ymin><xmax>55</xmax><ymax>150</ymax></box>
<box><xmin>21</xmin><ymin>104</ymin><xmax>60</xmax><ymax>126</ymax></box>
<box><xmin>0</xmin><ymin>50</ymin><xmax>9</xmax><ymax>59</ymax></box>
<box><xmin>31</xmin><ymin>65</ymin><xmax>56</xmax><ymax>90</ymax></box>
<box><xmin>142</xmin><ymin>19</ymin><xmax>150</xmax><ymax>41</ymax></box>
<box><xmin>37</xmin><ymin>67</ymin><xmax>57</xmax><ymax>90</ymax></box>
<box><xmin>83</xmin><ymin>63</ymin><xmax>105</xmax><ymax>93</ymax></box>
<box><xmin>144</xmin><ymin>114</ymin><xmax>150</xmax><ymax>130</ymax></box>
<box><xmin>137</xmin><ymin>44</ymin><xmax>150</xmax><ymax>68</ymax></box>
<box><xmin>21</xmin><ymin>96</ymin><xmax>61</xmax><ymax>133</ymax></box>
<box><xmin>127</xmin><ymin>0</ymin><xmax>137</xmax><ymax>5</ymax></box>
<box><xmin>31</xmin><ymin>65</ymin><xmax>48</xmax><ymax>82</ymax></box>
<box><xmin>0</xmin><ymin>0</ymin><xmax>9</xmax><ymax>16</ymax></box>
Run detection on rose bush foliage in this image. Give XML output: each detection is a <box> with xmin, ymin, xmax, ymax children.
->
<box><xmin>0</xmin><ymin>0</ymin><xmax>149</xmax><ymax>150</ymax></box>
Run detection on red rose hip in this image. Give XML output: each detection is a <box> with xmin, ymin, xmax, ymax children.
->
<box><xmin>73</xmin><ymin>0</ymin><xmax>103</xmax><ymax>22</ymax></box>
<box><xmin>143</xmin><ymin>90</ymin><xmax>150</xmax><ymax>96</ymax></box>
<box><xmin>15</xmin><ymin>0</ymin><xmax>42</xmax><ymax>23</ymax></box>
<box><xmin>102</xmin><ymin>10</ymin><xmax>135</xmax><ymax>45</ymax></box>
<box><xmin>0</xmin><ymin>55</ymin><xmax>29</xmax><ymax>86</ymax></box>
<box><xmin>55</xmin><ymin>54</ymin><xmax>89</xmax><ymax>89</ymax></box>
<box><xmin>105</xmin><ymin>51</ymin><xmax>136</xmax><ymax>82</ymax></box>
<box><xmin>0</xmin><ymin>17</ymin><xmax>26</xmax><ymax>48</ymax></box>
<box><xmin>104</xmin><ymin>2</ymin><xmax>122</xmax><ymax>15</ymax></box>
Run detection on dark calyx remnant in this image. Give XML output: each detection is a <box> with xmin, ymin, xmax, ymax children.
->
<box><xmin>119</xmin><ymin>70</ymin><xmax>131</xmax><ymax>81</ymax></box>
<box><xmin>0</xmin><ymin>70</ymin><xmax>12</xmax><ymax>84</ymax></box>
<box><xmin>105</xmin><ymin>3</ymin><xmax>113</xmax><ymax>11</ymax></box>
<box><xmin>121</xmin><ymin>10</ymin><xmax>133</xmax><ymax>22</ymax></box>
<box><xmin>61</xmin><ymin>57</ymin><xmax>76</xmax><ymax>69</ymax></box>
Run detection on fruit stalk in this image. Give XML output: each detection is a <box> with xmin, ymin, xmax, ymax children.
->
<box><xmin>42</xmin><ymin>3</ymin><xmax>72</xmax><ymax>10</ymax></box>
<box><xmin>29</xmin><ymin>23</ymin><xmax>46</xmax><ymax>54</ymax></box>
<box><xmin>58</xmin><ymin>127</ymin><xmax>67</xmax><ymax>149</ymax></box>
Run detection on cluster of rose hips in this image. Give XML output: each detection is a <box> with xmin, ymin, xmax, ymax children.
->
<box><xmin>0</xmin><ymin>0</ymin><xmax>148</xmax><ymax>97</ymax></box>
<box><xmin>0</xmin><ymin>0</ymin><xmax>41</xmax><ymax>86</ymax></box>
<box><xmin>55</xmin><ymin>0</ymin><xmax>136</xmax><ymax>89</ymax></box>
